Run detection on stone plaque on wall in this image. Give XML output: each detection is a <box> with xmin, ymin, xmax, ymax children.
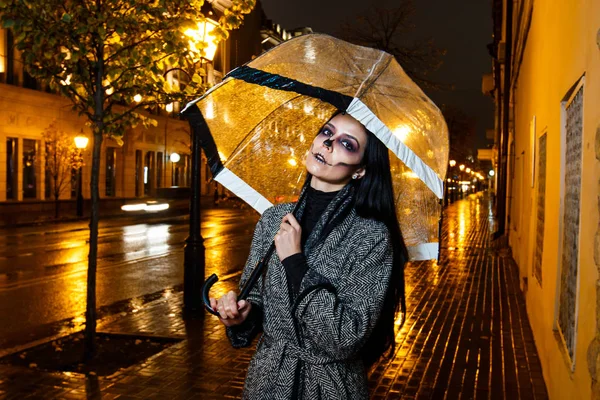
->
<box><xmin>558</xmin><ymin>86</ymin><xmax>583</xmax><ymax>362</ymax></box>
<box><xmin>533</xmin><ymin>133</ymin><xmax>547</xmax><ymax>285</ymax></box>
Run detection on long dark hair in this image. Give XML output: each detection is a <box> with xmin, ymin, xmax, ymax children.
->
<box><xmin>352</xmin><ymin>125</ymin><xmax>409</xmax><ymax>367</ymax></box>
<box><xmin>308</xmin><ymin>111</ymin><xmax>408</xmax><ymax>366</ymax></box>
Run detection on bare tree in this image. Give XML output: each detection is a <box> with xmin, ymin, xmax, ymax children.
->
<box><xmin>441</xmin><ymin>104</ymin><xmax>477</xmax><ymax>163</ymax></box>
<box><xmin>338</xmin><ymin>1</ymin><xmax>448</xmax><ymax>90</ymax></box>
<box><xmin>42</xmin><ymin>122</ymin><xmax>80</xmax><ymax>218</ymax></box>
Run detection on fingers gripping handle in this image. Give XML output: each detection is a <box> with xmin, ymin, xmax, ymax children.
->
<box><xmin>201</xmin><ymin>260</ymin><xmax>267</xmax><ymax>317</ymax></box>
<box><xmin>201</xmin><ymin>187</ymin><xmax>305</xmax><ymax>318</ymax></box>
<box><xmin>201</xmin><ymin>244</ymin><xmax>274</xmax><ymax>317</ymax></box>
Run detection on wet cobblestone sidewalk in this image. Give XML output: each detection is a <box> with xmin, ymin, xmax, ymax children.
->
<box><xmin>0</xmin><ymin>193</ymin><xmax>548</xmax><ymax>399</ymax></box>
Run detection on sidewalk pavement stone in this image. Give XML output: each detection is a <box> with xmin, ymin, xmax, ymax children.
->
<box><xmin>0</xmin><ymin>192</ymin><xmax>549</xmax><ymax>399</ymax></box>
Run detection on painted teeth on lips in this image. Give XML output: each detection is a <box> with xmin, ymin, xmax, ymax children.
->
<box><xmin>313</xmin><ymin>152</ymin><xmax>327</xmax><ymax>164</ymax></box>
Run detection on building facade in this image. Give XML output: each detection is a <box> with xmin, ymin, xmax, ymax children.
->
<box><xmin>0</xmin><ymin>1</ymin><xmax>306</xmax><ymax>222</ymax></box>
<box><xmin>488</xmin><ymin>0</ymin><xmax>600</xmax><ymax>398</ymax></box>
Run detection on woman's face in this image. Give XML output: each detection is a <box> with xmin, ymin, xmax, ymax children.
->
<box><xmin>305</xmin><ymin>113</ymin><xmax>368</xmax><ymax>192</ymax></box>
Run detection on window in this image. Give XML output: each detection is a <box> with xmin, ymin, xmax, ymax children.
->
<box><xmin>5</xmin><ymin>30</ymin><xmax>24</xmax><ymax>87</ymax></box>
<box><xmin>144</xmin><ymin>151</ymin><xmax>154</xmax><ymax>195</ymax></box>
<box><xmin>183</xmin><ymin>154</ymin><xmax>190</xmax><ymax>187</ymax></box>
<box><xmin>105</xmin><ymin>147</ymin><xmax>116</xmax><ymax>196</ymax></box>
<box><xmin>6</xmin><ymin>138</ymin><xmax>18</xmax><ymax>199</ymax></box>
<box><xmin>157</xmin><ymin>152</ymin><xmax>163</xmax><ymax>188</ymax></box>
<box><xmin>135</xmin><ymin>150</ymin><xmax>142</xmax><ymax>196</ymax></box>
<box><xmin>173</xmin><ymin>162</ymin><xmax>180</xmax><ymax>186</ymax></box>
<box><xmin>0</xmin><ymin>29</ymin><xmax>6</xmax><ymax>83</ymax></box>
<box><xmin>44</xmin><ymin>142</ymin><xmax>51</xmax><ymax>199</ymax></box>
<box><xmin>22</xmin><ymin>139</ymin><xmax>37</xmax><ymax>199</ymax></box>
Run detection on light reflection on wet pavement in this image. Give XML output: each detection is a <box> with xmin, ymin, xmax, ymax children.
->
<box><xmin>0</xmin><ymin>208</ymin><xmax>259</xmax><ymax>353</ymax></box>
<box><xmin>0</xmin><ymin>193</ymin><xmax>549</xmax><ymax>399</ymax></box>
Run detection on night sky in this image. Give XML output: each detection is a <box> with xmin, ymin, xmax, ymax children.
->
<box><xmin>260</xmin><ymin>0</ymin><xmax>495</xmax><ymax>151</ymax></box>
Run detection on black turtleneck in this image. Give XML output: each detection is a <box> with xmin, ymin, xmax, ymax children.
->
<box><xmin>282</xmin><ymin>186</ymin><xmax>340</xmax><ymax>299</ymax></box>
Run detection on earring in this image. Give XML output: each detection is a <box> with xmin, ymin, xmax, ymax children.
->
<box><xmin>352</xmin><ymin>173</ymin><xmax>359</xmax><ymax>180</ymax></box>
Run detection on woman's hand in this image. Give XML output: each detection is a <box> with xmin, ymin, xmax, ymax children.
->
<box><xmin>274</xmin><ymin>213</ymin><xmax>302</xmax><ymax>261</ymax></box>
<box><xmin>209</xmin><ymin>291</ymin><xmax>252</xmax><ymax>327</ymax></box>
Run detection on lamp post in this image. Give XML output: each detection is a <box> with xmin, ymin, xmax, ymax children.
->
<box><xmin>180</xmin><ymin>10</ymin><xmax>221</xmax><ymax>314</ymax></box>
<box><xmin>184</xmin><ymin>12</ymin><xmax>219</xmax><ymax>85</ymax></box>
<box><xmin>74</xmin><ymin>133</ymin><xmax>89</xmax><ymax>217</ymax></box>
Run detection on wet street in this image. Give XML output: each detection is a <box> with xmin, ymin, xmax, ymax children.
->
<box><xmin>0</xmin><ymin>192</ymin><xmax>549</xmax><ymax>399</ymax></box>
<box><xmin>0</xmin><ymin>208</ymin><xmax>259</xmax><ymax>353</ymax></box>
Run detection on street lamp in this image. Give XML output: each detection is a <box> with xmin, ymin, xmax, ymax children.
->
<box><xmin>177</xmin><ymin>9</ymin><xmax>223</xmax><ymax>314</ymax></box>
<box><xmin>184</xmin><ymin>16</ymin><xmax>220</xmax><ymax>63</ymax></box>
<box><xmin>74</xmin><ymin>133</ymin><xmax>89</xmax><ymax>217</ymax></box>
<box><xmin>449</xmin><ymin>160</ymin><xmax>456</xmax><ymax>167</ymax></box>
<box><xmin>170</xmin><ymin>152</ymin><xmax>180</xmax><ymax>186</ymax></box>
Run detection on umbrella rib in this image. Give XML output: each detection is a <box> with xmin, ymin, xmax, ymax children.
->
<box><xmin>226</xmin><ymin>94</ymin><xmax>304</xmax><ymax>164</ymax></box>
<box><xmin>354</xmin><ymin>53</ymin><xmax>393</xmax><ymax>99</ymax></box>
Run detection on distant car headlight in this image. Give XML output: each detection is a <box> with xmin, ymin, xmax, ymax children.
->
<box><xmin>145</xmin><ymin>203</ymin><xmax>169</xmax><ymax>212</ymax></box>
<box><xmin>121</xmin><ymin>202</ymin><xmax>169</xmax><ymax>212</ymax></box>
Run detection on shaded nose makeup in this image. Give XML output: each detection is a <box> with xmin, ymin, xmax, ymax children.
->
<box><xmin>322</xmin><ymin>138</ymin><xmax>333</xmax><ymax>150</ymax></box>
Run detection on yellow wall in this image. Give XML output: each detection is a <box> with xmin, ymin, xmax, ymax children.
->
<box><xmin>508</xmin><ymin>1</ymin><xmax>600</xmax><ymax>398</ymax></box>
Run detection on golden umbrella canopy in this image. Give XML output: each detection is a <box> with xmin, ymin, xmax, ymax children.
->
<box><xmin>183</xmin><ymin>33</ymin><xmax>449</xmax><ymax>260</ymax></box>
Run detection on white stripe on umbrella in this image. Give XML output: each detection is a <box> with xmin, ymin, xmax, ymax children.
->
<box><xmin>407</xmin><ymin>242</ymin><xmax>439</xmax><ymax>262</ymax></box>
<box><xmin>346</xmin><ymin>98</ymin><xmax>445</xmax><ymax>199</ymax></box>
<box><xmin>214</xmin><ymin>167</ymin><xmax>273</xmax><ymax>214</ymax></box>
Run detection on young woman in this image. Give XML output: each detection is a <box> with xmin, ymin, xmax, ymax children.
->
<box><xmin>210</xmin><ymin>112</ymin><xmax>408</xmax><ymax>399</ymax></box>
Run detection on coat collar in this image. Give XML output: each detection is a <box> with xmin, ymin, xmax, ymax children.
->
<box><xmin>295</xmin><ymin>182</ymin><xmax>356</xmax><ymax>253</ymax></box>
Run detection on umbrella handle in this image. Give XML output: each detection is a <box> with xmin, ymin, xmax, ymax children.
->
<box><xmin>201</xmin><ymin>274</ymin><xmax>221</xmax><ymax>316</ymax></box>
<box><xmin>201</xmin><ymin>187</ymin><xmax>303</xmax><ymax>318</ymax></box>
<box><xmin>201</xmin><ymin>247</ymin><xmax>273</xmax><ymax>317</ymax></box>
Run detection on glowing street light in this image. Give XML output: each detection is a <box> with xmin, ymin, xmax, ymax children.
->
<box><xmin>449</xmin><ymin>160</ymin><xmax>456</xmax><ymax>167</ymax></box>
<box><xmin>184</xmin><ymin>17</ymin><xmax>220</xmax><ymax>62</ymax></box>
<box><xmin>459</xmin><ymin>164</ymin><xmax>465</xmax><ymax>171</ymax></box>
<box><xmin>489</xmin><ymin>169</ymin><xmax>495</xmax><ymax>177</ymax></box>
<box><xmin>74</xmin><ymin>135</ymin><xmax>89</xmax><ymax>150</ymax></box>
<box><xmin>170</xmin><ymin>152</ymin><xmax>181</xmax><ymax>187</ymax></box>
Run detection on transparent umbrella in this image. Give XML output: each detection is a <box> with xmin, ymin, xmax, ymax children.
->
<box><xmin>181</xmin><ymin>33</ymin><xmax>449</xmax><ymax>314</ymax></box>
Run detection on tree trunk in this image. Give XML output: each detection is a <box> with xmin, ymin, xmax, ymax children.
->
<box><xmin>54</xmin><ymin>193</ymin><xmax>59</xmax><ymax>219</ymax></box>
<box><xmin>84</xmin><ymin>130</ymin><xmax>102</xmax><ymax>361</ymax></box>
<box><xmin>84</xmin><ymin>43</ymin><xmax>105</xmax><ymax>362</ymax></box>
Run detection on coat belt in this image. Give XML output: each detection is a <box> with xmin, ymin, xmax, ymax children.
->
<box><xmin>262</xmin><ymin>335</ymin><xmax>349</xmax><ymax>365</ymax></box>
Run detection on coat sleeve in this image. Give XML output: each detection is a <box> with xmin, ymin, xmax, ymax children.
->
<box><xmin>292</xmin><ymin>228</ymin><xmax>393</xmax><ymax>360</ymax></box>
<box><xmin>226</xmin><ymin>209</ymin><xmax>269</xmax><ymax>348</ymax></box>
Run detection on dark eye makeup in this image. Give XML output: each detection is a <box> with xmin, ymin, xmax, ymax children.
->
<box><xmin>318</xmin><ymin>127</ymin><xmax>358</xmax><ymax>153</ymax></box>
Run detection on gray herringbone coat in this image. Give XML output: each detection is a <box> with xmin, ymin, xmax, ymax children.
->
<box><xmin>227</xmin><ymin>186</ymin><xmax>393</xmax><ymax>399</ymax></box>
